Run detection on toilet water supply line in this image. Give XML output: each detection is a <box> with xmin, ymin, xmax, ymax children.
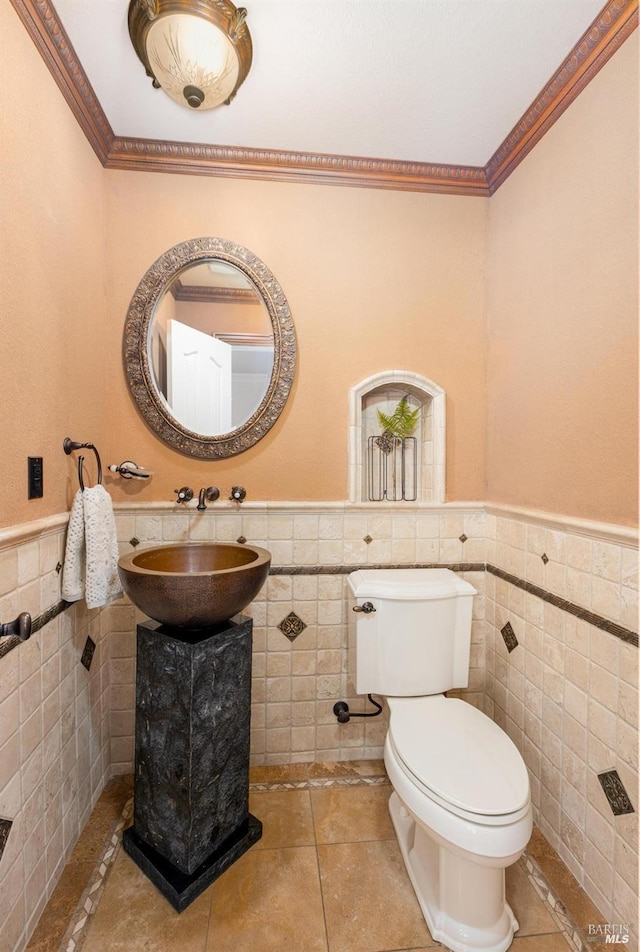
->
<box><xmin>333</xmin><ymin>695</ymin><xmax>383</xmax><ymax>723</ymax></box>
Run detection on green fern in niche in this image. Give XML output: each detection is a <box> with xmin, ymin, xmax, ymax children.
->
<box><xmin>377</xmin><ymin>395</ymin><xmax>420</xmax><ymax>439</ymax></box>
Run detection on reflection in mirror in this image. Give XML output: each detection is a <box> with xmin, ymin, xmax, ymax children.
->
<box><xmin>149</xmin><ymin>261</ymin><xmax>274</xmax><ymax>435</ymax></box>
<box><xmin>123</xmin><ymin>237</ymin><xmax>296</xmax><ymax>459</ymax></box>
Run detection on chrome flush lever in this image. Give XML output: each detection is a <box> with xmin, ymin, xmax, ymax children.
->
<box><xmin>352</xmin><ymin>602</ymin><xmax>376</xmax><ymax>614</ymax></box>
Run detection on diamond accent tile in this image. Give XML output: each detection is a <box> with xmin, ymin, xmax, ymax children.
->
<box><xmin>459</xmin><ymin>533</ymin><xmax>468</xmax><ymax>543</ymax></box>
<box><xmin>237</xmin><ymin>536</ymin><xmax>247</xmax><ymax>544</ymax></box>
<box><xmin>598</xmin><ymin>770</ymin><xmax>635</xmax><ymax>816</ymax></box>
<box><xmin>55</xmin><ymin>561</ymin><xmax>63</xmax><ymax>574</ymax></box>
<box><xmin>0</xmin><ymin>818</ymin><xmax>12</xmax><ymax>863</ymax></box>
<box><xmin>80</xmin><ymin>636</ymin><xmax>96</xmax><ymax>671</ymax></box>
<box><xmin>129</xmin><ymin>536</ymin><xmax>140</xmax><ymax>548</ymax></box>
<box><xmin>278</xmin><ymin>612</ymin><xmax>307</xmax><ymax>642</ymax></box>
<box><xmin>500</xmin><ymin>621</ymin><xmax>519</xmax><ymax>653</ymax></box>
<box><xmin>541</xmin><ymin>552</ymin><xmax>549</xmax><ymax>564</ymax></box>
<box><xmin>363</xmin><ymin>535</ymin><xmax>373</xmax><ymax>545</ymax></box>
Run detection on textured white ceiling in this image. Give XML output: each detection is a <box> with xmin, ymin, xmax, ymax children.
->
<box><xmin>54</xmin><ymin>0</ymin><xmax>605</xmax><ymax>167</ymax></box>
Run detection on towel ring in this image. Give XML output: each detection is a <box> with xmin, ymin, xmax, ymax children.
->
<box><xmin>78</xmin><ymin>455</ymin><xmax>86</xmax><ymax>492</ymax></box>
<box><xmin>63</xmin><ymin>438</ymin><xmax>103</xmax><ymax>490</ymax></box>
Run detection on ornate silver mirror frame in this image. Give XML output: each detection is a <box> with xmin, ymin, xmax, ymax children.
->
<box><xmin>123</xmin><ymin>237</ymin><xmax>296</xmax><ymax>458</ymax></box>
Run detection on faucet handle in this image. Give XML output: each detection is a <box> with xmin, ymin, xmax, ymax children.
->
<box><xmin>230</xmin><ymin>486</ymin><xmax>247</xmax><ymax>502</ymax></box>
<box><xmin>174</xmin><ymin>486</ymin><xmax>194</xmax><ymax>503</ymax></box>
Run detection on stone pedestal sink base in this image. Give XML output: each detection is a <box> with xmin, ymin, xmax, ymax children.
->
<box><xmin>124</xmin><ymin>614</ymin><xmax>261</xmax><ymax>910</ymax></box>
<box><xmin>123</xmin><ymin>814</ymin><xmax>262</xmax><ymax>912</ymax></box>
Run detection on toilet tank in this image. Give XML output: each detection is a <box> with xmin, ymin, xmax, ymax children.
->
<box><xmin>348</xmin><ymin>569</ymin><xmax>476</xmax><ymax>696</ymax></box>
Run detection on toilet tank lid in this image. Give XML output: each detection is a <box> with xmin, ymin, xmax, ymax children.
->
<box><xmin>348</xmin><ymin>568</ymin><xmax>476</xmax><ymax>600</ymax></box>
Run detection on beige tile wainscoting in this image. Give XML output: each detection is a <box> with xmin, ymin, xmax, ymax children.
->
<box><xmin>0</xmin><ymin>524</ymin><xmax>112</xmax><ymax>952</ymax></box>
<box><xmin>0</xmin><ymin>502</ymin><xmax>637</xmax><ymax>951</ymax></box>
<box><xmin>484</xmin><ymin>510</ymin><xmax>638</xmax><ymax>940</ymax></box>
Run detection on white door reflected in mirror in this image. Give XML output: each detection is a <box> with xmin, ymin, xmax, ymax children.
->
<box><xmin>167</xmin><ymin>319</ymin><xmax>232</xmax><ymax>435</ymax></box>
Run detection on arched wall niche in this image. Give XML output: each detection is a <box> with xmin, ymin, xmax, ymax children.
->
<box><xmin>348</xmin><ymin>371</ymin><xmax>446</xmax><ymax>504</ymax></box>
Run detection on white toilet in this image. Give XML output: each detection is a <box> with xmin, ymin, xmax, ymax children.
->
<box><xmin>348</xmin><ymin>568</ymin><xmax>532</xmax><ymax>952</ymax></box>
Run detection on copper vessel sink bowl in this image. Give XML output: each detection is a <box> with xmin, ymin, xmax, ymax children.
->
<box><xmin>118</xmin><ymin>542</ymin><xmax>271</xmax><ymax>629</ymax></box>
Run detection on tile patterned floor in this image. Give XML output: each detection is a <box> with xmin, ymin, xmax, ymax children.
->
<box><xmin>26</xmin><ymin>764</ymin><xmax>609</xmax><ymax>952</ymax></box>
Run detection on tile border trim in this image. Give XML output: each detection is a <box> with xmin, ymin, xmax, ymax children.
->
<box><xmin>486</xmin><ymin>564</ymin><xmax>639</xmax><ymax>647</ymax></box>
<box><xmin>0</xmin><ymin>599</ymin><xmax>71</xmax><ymax>660</ymax></box>
<box><xmin>522</xmin><ymin>853</ymin><xmax>585</xmax><ymax>952</ymax></box>
<box><xmin>0</xmin><ymin>511</ymin><xmax>67</xmax><ymax>550</ymax></box>
<box><xmin>2</xmin><ymin>503</ymin><xmax>635</xmax><ymax>552</ymax></box>
<box><xmin>485</xmin><ymin>504</ymin><xmax>637</xmax><ymax>546</ymax></box>
<box><xmin>269</xmin><ymin>561</ymin><xmax>638</xmax><ymax>646</ymax></box>
<box><xmin>58</xmin><ymin>798</ymin><xmax>133</xmax><ymax>952</ymax></box>
<box><xmin>249</xmin><ymin>775</ymin><xmax>391</xmax><ymax>793</ymax></box>
<box><xmin>268</xmin><ymin>561</ymin><xmax>485</xmax><ymax>576</ymax></box>
<box><xmin>2</xmin><ymin>558</ymin><xmax>635</xmax><ymax>665</ymax></box>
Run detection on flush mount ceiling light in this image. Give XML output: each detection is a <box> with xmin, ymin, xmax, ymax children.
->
<box><xmin>128</xmin><ymin>0</ymin><xmax>252</xmax><ymax>110</ymax></box>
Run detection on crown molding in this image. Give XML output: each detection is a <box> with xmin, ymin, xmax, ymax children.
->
<box><xmin>105</xmin><ymin>137</ymin><xmax>490</xmax><ymax>195</ymax></box>
<box><xmin>485</xmin><ymin>0</ymin><xmax>638</xmax><ymax>193</ymax></box>
<box><xmin>10</xmin><ymin>0</ymin><xmax>114</xmax><ymax>164</ymax></box>
<box><xmin>10</xmin><ymin>0</ymin><xmax>638</xmax><ymax>196</ymax></box>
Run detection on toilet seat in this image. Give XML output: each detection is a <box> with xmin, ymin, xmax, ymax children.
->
<box><xmin>387</xmin><ymin>695</ymin><xmax>530</xmax><ymax>825</ymax></box>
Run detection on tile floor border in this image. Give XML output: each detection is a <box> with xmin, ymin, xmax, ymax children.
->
<box><xmin>57</xmin><ymin>800</ymin><xmax>133</xmax><ymax>952</ymax></box>
<box><xmin>522</xmin><ymin>854</ymin><xmax>585</xmax><ymax>952</ymax></box>
<box><xmin>249</xmin><ymin>775</ymin><xmax>391</xmax><ymax>793</ymax></box>
<box><xmin>54</xmin><ymin>776</ymin><xmax>589</xmax><ymax>952</ymax></box>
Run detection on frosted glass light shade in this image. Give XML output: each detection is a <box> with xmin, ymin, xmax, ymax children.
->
<box><xmin>146</xmin><ymin>14</ymin><xmax>239</xmax><ymax>108</ymax></box>
<box><xmin>128</xmin><ymin>0</ymin><xmax>252</xmax><ymax>111</ymax></box>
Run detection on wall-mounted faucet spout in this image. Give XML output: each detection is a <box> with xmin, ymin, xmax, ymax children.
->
<box><xmin>197</xmin><ymin>487</ymin><xmax>220</xmax><ymax>510</ymax></box>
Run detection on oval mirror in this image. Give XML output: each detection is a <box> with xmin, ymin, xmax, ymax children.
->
<box><xmin>124</xmin><ymin>238</ymin><xmax>296</xmax><ymax>458</ymax></box>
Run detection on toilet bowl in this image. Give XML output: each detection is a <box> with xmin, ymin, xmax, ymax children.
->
<box><xmin>348</xmin><ymin>568</ymin><xmax>533</xmax><ymax>952</ymax></box>
<box><xmin>384</xmin><ymin>695</ymin><xmax>532</xmax><ymax>952</ymax></box>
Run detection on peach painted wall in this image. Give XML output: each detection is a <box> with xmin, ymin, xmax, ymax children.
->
<box><xmin>0</xmin><ymin>3</ymin><xmax>108</xmax><ymax>529</ymax></box>
<box><xmin>104</xmin><ymin>175</ymin><xmax>488</xmax><ymax>503</ymax></box>
<box><xmin>486</xmin><ymin>35</ymin><xmax>638</xmax><ymax>527</ymax></box>
<box><xmin>5</xmin><ymin>0</ymin><xmax>636</xmax><ymax>521</ymax></box>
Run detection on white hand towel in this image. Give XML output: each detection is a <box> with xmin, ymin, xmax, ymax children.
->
<box><xmin>61</xmin><ymin>489</ymin><xmax>85</xmax><ymax>603</ymax></box>
<box><xmin>61</xmin><ymin>485</ymin><xmax>123</xmax><ymax>609</ymax></box>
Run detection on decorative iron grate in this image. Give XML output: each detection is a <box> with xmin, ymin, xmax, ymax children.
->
<box><xmin>367</xmin><ymin>436</ymin><xmax>417</xmax><ymax>501</ymax></box>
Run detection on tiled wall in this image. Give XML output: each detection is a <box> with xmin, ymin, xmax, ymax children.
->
<box><xmin>0</xmin><ymin>502</ymin><xmax>637</xmax><ymax>952</ymax></box>
<box><xmin>106</xmin><ymin>504</ymin><xmax>487</xmax><ymax>771</ymax></box>
<box><xmin>483</xmin><ymin>510</ymin><xmax>638</xmax><ymax>943</ymax></box>
<box><xmin>0</xmin><ymin>527</ymin><xmax>111</xmax><ymax>952</ymax></box>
